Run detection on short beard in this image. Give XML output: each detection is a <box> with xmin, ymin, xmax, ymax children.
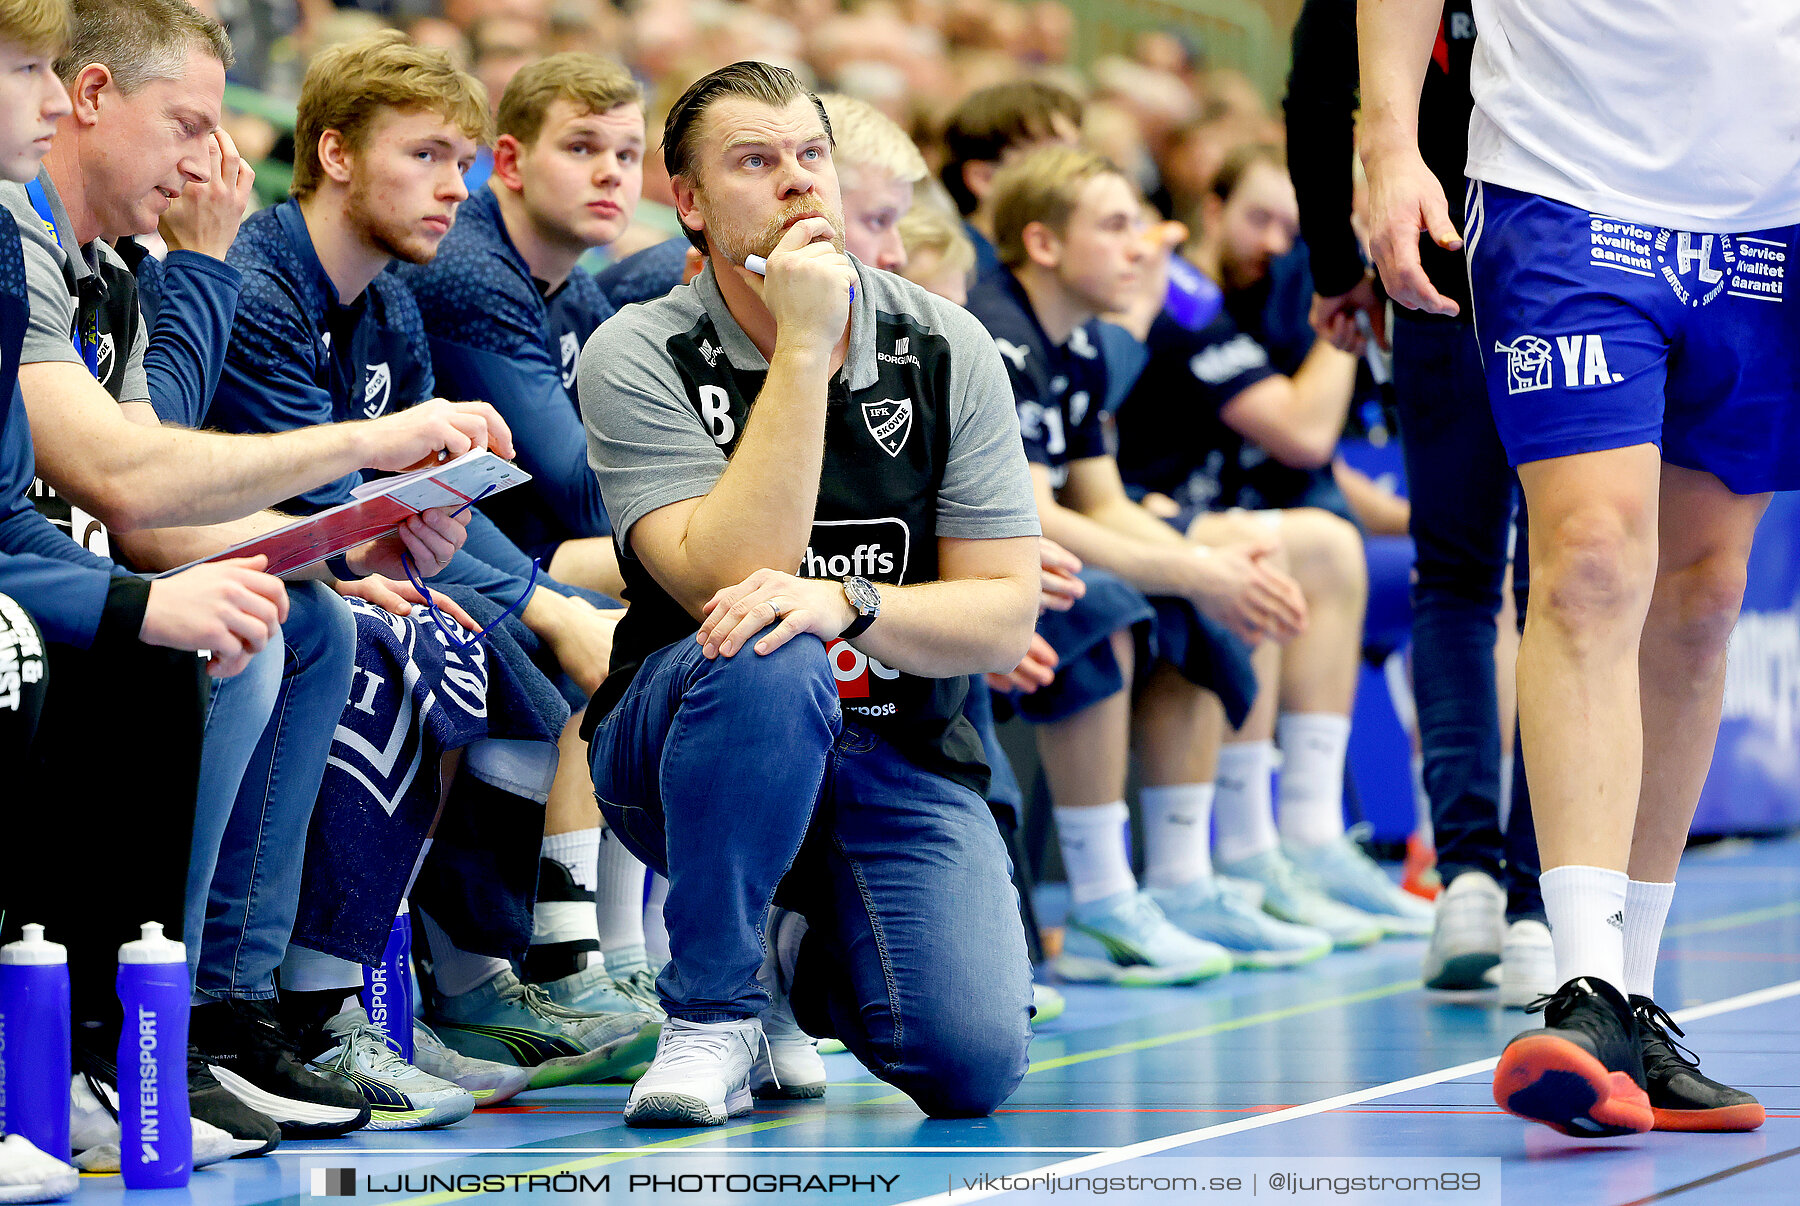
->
<box><xmin>703</xmin><ymin>192</ymin><xmax>846</xmax><ymax>266</ymax></box>
<box><xmin>347</xmin><ymin>179</ymin><xmax>441</xmax><ymax>267</ymax></box>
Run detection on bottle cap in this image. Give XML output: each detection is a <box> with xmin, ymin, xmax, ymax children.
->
<box><xmin>0</xmin><ymin>923</ymin><xmax>67</xmax><ymax>965</ymax></box>
<box><xmin>117</xmin><ymin>921</ymin><xmax>187</xmax><ymax>965</ymax></box>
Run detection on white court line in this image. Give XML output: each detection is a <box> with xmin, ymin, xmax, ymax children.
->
<box><xmin>896</xmin><ymin>978</ymin><xmax>1800</xmax><ymax>1205</ymax></box>
<box><xmin>275</xmin><ymin>1147</ymin><xmax>1109</xmax><ymax>1157</ymax></box>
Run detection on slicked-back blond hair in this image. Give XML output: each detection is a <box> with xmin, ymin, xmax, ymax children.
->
<box><xmin>0</xmin><ymin>0</ymin><xmax>71</xmax><ymax>55</ymax></box>
<box><xmin>991</xmin><ymin>145</ymin><xmax>1128</xmax><ymax>269</ymax></box>
<box><xmin>498</xmin><ymin>51</ymin><xmax>641</xmax><ymax>146</ymax></box>
<box><xmin>818</xmin><ymin>92</ymin><xmax>926</xmax><ymax>186</ymax></box>
<box><xmin>292</xmin><ymin>30</ymin><xmax>491</xmax><ymax>199</ymax></box>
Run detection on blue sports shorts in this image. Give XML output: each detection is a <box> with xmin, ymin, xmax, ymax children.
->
<box><xmin>1466</xmin><ymin>180</ymin><xmax>1800</xmax><ymax>494</ymax></box>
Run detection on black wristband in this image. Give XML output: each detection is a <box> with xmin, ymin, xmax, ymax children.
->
<box><xmin>326</xmin><ymin>552</ymin><xmax>366</xmax><ymax>582</ymax></box>
<box><xmin>96</xmin><ymin>574</ymin><xmax>154</xmax><ymax>654</ymax></box>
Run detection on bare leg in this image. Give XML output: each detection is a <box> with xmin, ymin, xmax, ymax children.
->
<box><xmin>1131</xmin><ymin>662</ymin><xmax>1221</xmax><ymax>788</ymax></box>
<box><xmin>1514</xmin><ymin>445</ymin><xmax>1662</xmax><ymax>872</ymax></box>
<box><xmin>1036</xmin><ymin>628</ymin><xmax>1133</xmax><ymax>810</ymax></box>
<box><xmin>1631</xmin><ymin>465</ymin><xmax>1769</xmax><ymax>882</ymax></box>
<box><xmin>1274</xmin><ymin>508</ymin><xmax>1367</xmax><ymax>715</ymax></box>
<box><xmin>545</xmin><ymin>711</ymin><xmax>601</xmax><ymax>837</ymax></box>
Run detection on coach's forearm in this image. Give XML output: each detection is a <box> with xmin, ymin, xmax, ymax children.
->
<box><xmin>677</xmin><ymin>344</ymin><xmax>832</xmax><ymax>588</ymax></box>
<box><xmin>854</xmin><ymin>574</ymin><xmax>1038</xmax><ymax>678</ymax></box>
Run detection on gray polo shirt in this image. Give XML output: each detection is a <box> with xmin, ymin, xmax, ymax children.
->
<box><xmin>0</xmin><ymin>171</ymin><xmax>149</xmax><ymax>403</ymax></box>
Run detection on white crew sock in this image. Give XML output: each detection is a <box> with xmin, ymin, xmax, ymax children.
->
<box><xmin>277</xmin><ymin>947</ymin><xmax>364</xmax><ymax>994</ymax></box>
<box><xmin>1213</xmin><ymin>741</ymin><xmax>1280</xmax><ymax>865</ymax></box>
<box><xmin>1141</xmin><ymin>784</ymin><xmax>1216</xmax><ymax>890</ymax></box>
<box><xmin>534</xmin><ymin>828</ymin><xmax>602</xmax><ymax>956</ymax></box>
<box><xmin>1275</xmin><ymin>712</ymin><xmax>1351</xmax><ymax>848</ymax></box>
<box><xmin>594</xmin><ymin>824</ymin><xmax>650</xmax><ymax>959</ymax></box>
<box><xmin>642</xmin><ymin>873</ymin><xmax>670</xmax><ymax>967</ymax></box>
<box><xmin>1540</xmin><ymin>864</ymin><xmax>1629</xmax><ymax>995</ymax></box>
<box><xmin>1623</xmin><ymin>879</ymin><xmax>1676</xmax><ymax>1000</ymax></box>
<box><xmin>418</xmin><ymin>908</ymin><xmax>511</xmax><ymax>999</ymax></box>
<box><xmin>1054</xmin><ymin>800</ymin><xmax>1137</xmax><ymax>906</ymax></box>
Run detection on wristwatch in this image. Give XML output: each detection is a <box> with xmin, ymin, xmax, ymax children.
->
<box><xmin>841</xmin><ymin>575</ymin><xmax>881</xmax><ymax>640</ymax></box>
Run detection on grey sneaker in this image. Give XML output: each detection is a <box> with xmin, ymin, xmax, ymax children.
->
<box><xmin>408</xmin><ymin>1020</ymin><xmax>534</xmax><ymax>1109</ymax></box>
<box><xmin>429</xmin><ymin>969</ymin><xmax>660</xmax><ymax>1089</ymax></box>
<box><xmin>305</xmin><ymin>1009</ymin><xmax>475</xmax><ymax>1131</ymax></box>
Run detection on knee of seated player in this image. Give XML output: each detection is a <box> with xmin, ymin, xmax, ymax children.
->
<box><xmin>1279</xmin><ymin>507</ymin><xmax>1367</xmax><ymax>600</ymax></box>
<box><xmin>1189</xmin><ymin>510</ymin><xmax>1293</xmax><ymax>575</ymax></box>
<box><xmin>1532</xmin><ymin>501</ymin><xmax>1657</xmax><ymax>637</ymax></box>
<box><xmin>284</xmin><ymin>581</ymin><xmax>359</xmax><ymax>674</ymax></box>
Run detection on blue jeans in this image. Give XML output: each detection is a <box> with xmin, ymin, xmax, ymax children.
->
<box><xmin>589</xmin><ymin>632</ymin><xmax>1032</xmax><ymax>1118</ymax></box>
<box><xmin>191</xmin><ymin>583</ymin><xmax>358</xmax><ymax>998</ymax></box>
<box><xmin>1391</xmin><ymin>312</ymin><xmax>1542</xmax><ymax>922</ymax></box>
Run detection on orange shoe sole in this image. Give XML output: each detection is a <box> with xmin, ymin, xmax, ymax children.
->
<box><xmin>1652</xmin><ymin>1102</ymin><xmax>1766</xmax><ymax>1132</ymax></box>
<box><xmin>1494</xmin><ymin>1033</ymin><xmax>1654</xmax><ymax>1137</ymax></box>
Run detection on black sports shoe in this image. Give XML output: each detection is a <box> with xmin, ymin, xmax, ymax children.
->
<box><xmin>191</xmin><ymin>998</ymin><xmax>371</xmax><ymax>1138</ymax></box>
<box><xmin>188</xmin><ymin>1045</ymin><xmax>282</xmax><ymax>1155</ymax></box>
<box><xmin>1493</xmin><ymin>976</ymin><xmax>1653</xmax><ymax>1136</ymax></box>
<box><xmin>1630</xmin><ymin>996</ymin><xmax>1765</xmax><ymax>1132</ymax></box>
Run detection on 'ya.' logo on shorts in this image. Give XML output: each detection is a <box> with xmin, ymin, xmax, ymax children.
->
<box><xmin>559</xmin><ymin>331</ymin><xmax>579</xmax><ymax>389</ymax></box>
<box><xmin>1495</xmin><ymin>335</ymin><xmax>1553</xmax><ymax>394</ymax></box>
<box><xmin>364</xmin><ymin>362</ymin><xmax>391</xmax><ymax>417</ymax></box>
<box><xmin>861</xmin><ymin>396</ymin><xmax>913</xmax><ymax>456</ymax></box>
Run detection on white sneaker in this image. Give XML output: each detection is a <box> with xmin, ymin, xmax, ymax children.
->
<box><xmin>69</xmin><ymin>1072</ymin><xmax>263</xmax><ymax>1172</ymax></box>
<box><xmin>429</xmin><ymin>968</ymin><xmax>660</xmax><ymax>1089</ymax></box>
<box><xmin>306</xmin><ymin>1008</ymin><xmax>475</xmax><ymax>1130</ymax></box>
<box><xmin>1422</xmin><ymin>871</ymin><xmax>1506</xmax><ymax>991</ymax></box>
<box><xmin>749</xmin><ymin>908</ymin><xmax>826</xmax><ymax>1100</ymax></box>
<box><xmin>0</xmin><ymin>1134</ymin><xmax>77</xmax><ymax>1204</ymax></box>
<box><xmin>623</xmin><ymin>1017</ymin><xmax>761</xmax><ymax>1127</ymax></box>
<box><xmin>410</xmin><ymin>1020</ymin><xmax>534</xmax><ymax>1108</ymax></box>
<box><xmin>1497</xmin><ymin>919</ymin><xmax>1557</xmax><ymax>1008</ymax></box>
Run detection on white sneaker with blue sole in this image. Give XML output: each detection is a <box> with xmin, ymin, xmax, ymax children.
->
<box><xmin>1055</xmin><ymin>890</ymin><xmax>1233</xmax><ymax>985</ymax></box>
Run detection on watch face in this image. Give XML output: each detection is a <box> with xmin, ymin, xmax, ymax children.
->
<box><xmin>847</xmin><ymin>576</ymin><xmax>880</xmax><ymax>614</ymax></box>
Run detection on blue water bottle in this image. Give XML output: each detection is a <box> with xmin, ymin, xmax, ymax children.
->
<box><xmin>116</xmin><ymin>922</ymin><xmax>190</xmax><ymax>1189</ymax></box>
<box><xmin>0</xmin><ymin>924</ymin><xmax>71</xmax><ymax>1163</ymax></box>
<box><xmin>361</xmin><ymin>901</ymin><xmax>415</xmax><ymax>1060</ymax></box>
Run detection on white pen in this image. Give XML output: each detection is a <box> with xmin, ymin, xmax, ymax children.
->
<box><xmin>744</xmin><ymin>254</ymin><xmax>855</xmax><ymax>305</ymax></box>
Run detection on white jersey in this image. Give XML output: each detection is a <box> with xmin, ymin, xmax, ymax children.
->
<box><xmin>1467</xmin><ymin>1</ymin><xmax>1800</xmax><ymax>232</ymax></box>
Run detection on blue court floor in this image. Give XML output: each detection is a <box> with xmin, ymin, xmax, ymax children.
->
<box><xmin>70</xmin><ymin>834</ymin><xmax>1799</xmax><ymax>1205</ymax></box>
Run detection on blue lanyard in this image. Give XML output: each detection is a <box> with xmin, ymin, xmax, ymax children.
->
<box><xmin>25</xmin><ymin>178</ymin><xmax>103</xmax><ymax>379</ymax></box>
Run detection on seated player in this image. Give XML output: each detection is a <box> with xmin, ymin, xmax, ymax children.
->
<box><xmin>4</xmin><ymin>0</ymin><xmax>494</xmax><ymax>1143</ymax></box>
<box><xmin>581</xmin><ymin>61</ymin><xmax>1042</xmax><ymax>1127</ymax></box>
<box><xmin>208</xmin><ymin>30</ymin><xmax>655</xmax><ymax>1116</ymax></box>
<box><xmin>401</xmin><ymin>52</ymin><xmax>660</xmax><ymax>1022</ymax></box>
<box><xmin>0</xmin><ymin>0</ymin><xmax>288</xmax><ymax>1172</ymax></box>
<box><xmin>1116</xmin><ymin>143</ymin><xmax>1432</xmax><ymax>938</ymax></box>
<box><xmin>967</xmin><ymin>145</ymin><xmax>1344</xmax><ymax>977</ymax></box>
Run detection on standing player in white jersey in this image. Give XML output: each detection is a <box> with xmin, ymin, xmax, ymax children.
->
<box><xmin>1362</xmin><ymin>0</ymin><xmax>1792</xmax><ymax>1138</ymax></box>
